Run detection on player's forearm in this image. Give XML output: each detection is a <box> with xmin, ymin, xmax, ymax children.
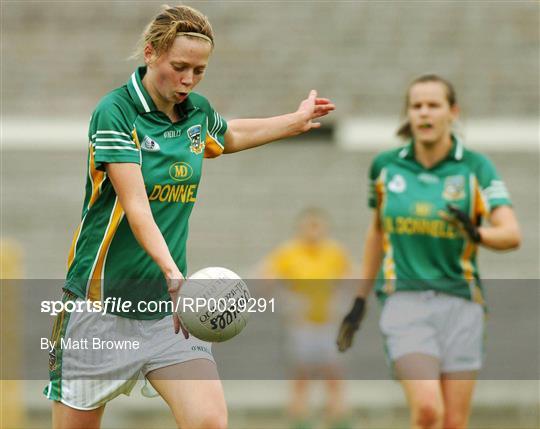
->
<box><xmin>478</xmin><ymin>225</ymin><xmax>521</xmax><ymax>251</ymax></box>
<box><xmin>106</xmin><ymin>164</ymin><xmax>181</xmax><ymax>279</ymax></box>
<box><xmin>224</xmin><ymin>113</ymin><xmax>305</xmax><ymax>153</ymax></box>
<box><xmin>125</xmin><ymin>208</ymin><xmax>180</xmax><ymax>278</ymax></box>
<box><xmin>477</xmin><ymin>206</ymin><xmax>521</xmax><ymax>251</ymax></box>
<box><xmin>357</xmin><ymin>224</ymin><xmax>384</xmax><ymax>298</ymax></box>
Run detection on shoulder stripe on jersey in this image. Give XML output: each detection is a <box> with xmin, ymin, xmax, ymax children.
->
<box><xmin>94</xmin><ymin>138</ymin><xmax>136</xmax><ymax>146</ymax></box>
<box><xmin>211</xmin><ymin>111</ymin><xmax>223</xmax><ymax>137</ymax></box>
<box><xmin>210</xmin><ymin>112</ymin><xmax>217</xmax><ymax>136</ymax></box>
<box><xmin>94</xmin><ymin>145</ymin><xmax>139</xmax><ymax>151</ymax></box>
<box><xmin>485</xmin><ymin>182</ymin><xmax>507</xmax><ymax>189</ymax></box>
<box><xmin>218</xmin><ymin>114</ymin><xmax>223</xmax><ymax>132</ymax></box>
<box><xmin>92</xmin><ymin>130</ymin><xmax>131</xmax><ymax>139</ymax></box>
<box><xmin>484</xmin><ymin>185</ymin><xmax>508</xmax><ymax>193</ymax></box>
<box><xmin>86</xmin><ymin>197</ymin><xmax>125</xmax><ymax>301</ymax></box>
<box><xmin>485</xmin><ymin>185</ymin><xmax>508</xmax><ymax>193</ymax></box>
<box><xmin>215</xmin><ymin>112</ymin><xmax>221</xmax><ymax>135</ymax></box>
<box><xmin>131</xmin><ymin>73</ymin><xmax>150</xmax><ymax>113</ymax></box>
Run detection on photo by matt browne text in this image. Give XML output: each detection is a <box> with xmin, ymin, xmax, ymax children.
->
<box><xmin>42</xmin><ymin>337</ymin><xmax>141</xmax><ymax>352</ymax></box>
<box><xmin>337</xmin><ymin>74</ymin><xmax>521</xmax><ymax>429</ymax></box>
<box><xmin>44</xmin><ymin>4</ymin><xmax>334</xmax><ymax>429</ymax></box>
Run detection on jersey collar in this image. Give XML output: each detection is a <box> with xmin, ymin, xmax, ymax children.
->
<box><xmin>398</xmin><ymin>134</ymin><xmax>464</xmax><ymax>162</ymax></box>
<box><xmin>127</xmin><ymin>66</ymin><xmax>158</xmax><ymax>114</ymax></box>
<box><xmin>127</xmin><ymin>66</ymin><xmax>197</xmax><ymax>117</ymax></box>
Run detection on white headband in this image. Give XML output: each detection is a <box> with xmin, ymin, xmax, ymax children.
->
<box><xmin>177</xmin><ymin>32</ymin><xmax>213</xmax><ymax>46</ymax></box>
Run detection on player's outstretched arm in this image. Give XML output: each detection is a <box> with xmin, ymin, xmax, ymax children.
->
<box><xmin>223</xmin><ymin>90</ymin><xmax>335</xmax><ymax>154</ymax></box>
<box><xmin>106</xmin><ymin>163</ymin><xmax>189</xmax><ymax>337</ymax></box>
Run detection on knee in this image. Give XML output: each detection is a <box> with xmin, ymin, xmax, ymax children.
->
<box><xmin>413</xmin><ymin>401</ymin><xmax>444</xmax><ymax>429</ymax></box>
<box><xmin>181</xmin><ymin>409</ymin><xmax>228</xmax><ymax>429</ymax></box>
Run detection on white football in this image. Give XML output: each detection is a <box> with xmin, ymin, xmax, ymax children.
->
<box><xmin>178</xmin><ymin>267</ymin><xmax>250</xmax><ymax>342</ymax></box>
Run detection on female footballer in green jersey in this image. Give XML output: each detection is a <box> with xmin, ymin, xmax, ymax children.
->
<box><xmin>337</xmin><ymin>75</ymin><xmax>521</xmax><ymax>429</ymax></box>
<box><xmin>47</xmin><ymin>5</ymin><xmax>335</xmax><ymax>429</ymax></box>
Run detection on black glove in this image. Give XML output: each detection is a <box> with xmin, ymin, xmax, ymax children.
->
<box><xmin>446</xmin><ymin>204</ymin><xmax>482</xmax><ymax>243</ymax></box>
<box><xmin>336</xmin><ymin>297</ymin><xmax>366</xmax><ymax>352</ymax></box>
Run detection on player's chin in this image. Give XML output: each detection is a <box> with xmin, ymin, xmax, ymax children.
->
<box><xmin>414</xmin><ymin>132</ymin><xmax>438</xmax><ymax>145</ymax></box>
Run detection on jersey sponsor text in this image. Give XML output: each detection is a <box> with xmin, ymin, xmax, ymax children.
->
<box><xmin>384</xmin><ymin>216</ymin><xmax>457</xmax><ymax>239</ymax></box>
<box><xmin>149</xmin><ymin>184</ymin><xmax>197</xmax><ymax>203</ymax></box>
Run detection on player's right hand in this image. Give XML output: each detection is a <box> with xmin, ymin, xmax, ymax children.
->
<box><xmin>337</xmin><ymin>297</ymin><xmax>366</xmax><ymax>352</ymax></box>
<box><xmin>295</xmin><ymin>89</ymin><xmax>336</xmax><ymax>133</ymax></box>
<box><xmin>166</xmin><ymin>275</ymin><xmax>189</xmax><ymax>339</ymax></box>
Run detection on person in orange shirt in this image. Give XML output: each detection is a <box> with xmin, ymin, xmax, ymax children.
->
<box><xmin>262</xmin><ymin>208</ymin><xmax>351</xmax><ymax>429</ymax></box>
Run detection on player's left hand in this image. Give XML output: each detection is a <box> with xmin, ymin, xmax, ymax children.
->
<box><xmin>296</xmin><ymin>90</ymin><xmax>336</xmax><ymax>133</ymax></box>
<box><xmin>337</xmin><ymin>297</ymin><xmax>366</xmax><ymax>352</ymax></box>
<box><xmin>440</xmin><ymin>204</ymin><xmax>482</xmax><ymax>243</ymax></box>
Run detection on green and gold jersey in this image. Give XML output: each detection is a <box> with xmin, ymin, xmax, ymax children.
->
<box><xmin>64</xmin><ymin>66</ymin><xmax>227</xmax><ymax>319</ymax></box>
<box><xmin>368</xmin><ymin>136</ymin><xmax>511</xmax><ymax>304</ymax></box>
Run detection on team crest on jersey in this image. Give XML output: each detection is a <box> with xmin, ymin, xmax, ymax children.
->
<box><xmin>141</xmin><ymin>136</ymin><xmax>160</xmax><ymax>152</ymax></box>
<box><xmin>443</xmin><ymin>175</ymin><xmax>465</xmax><ymax>201</ymax></box>
<box><xmin>388</xmin><ymin>174</ymin><xmax>406</xmax><ymax>193</ymax></box>
<box><xmin>187</xmin><ymin>125</ymin><xmax>204</xmax><ymax>155</ymax></box>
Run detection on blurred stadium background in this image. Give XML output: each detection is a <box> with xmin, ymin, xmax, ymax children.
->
<box><xmin>2</xmin><ymin>1</ymin><xmax>539</xmax><ymax>428</ymax></box>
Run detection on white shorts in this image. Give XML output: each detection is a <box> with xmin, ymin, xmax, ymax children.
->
<box><xmin>44</xmin><ymin>296</ymin><xmax>214</xmax><ymax>410</ymax></box>
<box><xmin>288</xmin><ymin>323</ymin><xmax>340</xmax><ymax>366</ymax></box>
<box><xmin>379</xmin><ymin>291</ymin><xmax>484</xmax><ymax>373</ymax></box>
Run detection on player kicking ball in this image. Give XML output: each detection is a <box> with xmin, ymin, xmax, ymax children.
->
<box><xmin>45</xmin><ymin>5</ymin><xmax>334</xmax><ymax>429</ymax></box>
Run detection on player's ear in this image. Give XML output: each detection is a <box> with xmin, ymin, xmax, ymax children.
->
<box><xmin>450</xmin><ymin>104</ymin><xmax>460</xmax><ymax>121</ymax></box>
<box><xmin>143</xmin><ymin>43</ymin><xmax>157</xmax><ymax>66</ymax></box>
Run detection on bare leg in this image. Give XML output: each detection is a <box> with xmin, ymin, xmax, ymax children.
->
<box><xmin>320</xmin><ymin>364</ymin><xmax>349</xmax><ymax>427</ymax></box>
<box><xmin>147</xmin><ymin>358</ymin><xmax>227</xmax><ymax>429</ymax></box>
<box><xmin>52</xmin><ymin>401</ymin><xmax>105</xmax><ymax>429</ymax></box>
<box><xmin>440</xmin><ymin>373</ymin><xmax>477</xmax><ymax>429</ymax></box>
<box><xmin>289</xmin><ymin>379</ymin><xmax>310</xmax><ymax>420</ymax></box>
<box><xmin>396</xmin><ymin>354</ymin><xmax>444</xmax><ymax>429</ymax></box>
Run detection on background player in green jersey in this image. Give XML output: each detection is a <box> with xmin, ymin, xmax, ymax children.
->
<box><xmin>337</xmin><ymin>75</ymin><xmax>521</xmax><ymax>429</ymax></box>
<box><xmin>48</xmin><ymin>5</ymin><xmax>335</xmax><ymax>429</ymax></box>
